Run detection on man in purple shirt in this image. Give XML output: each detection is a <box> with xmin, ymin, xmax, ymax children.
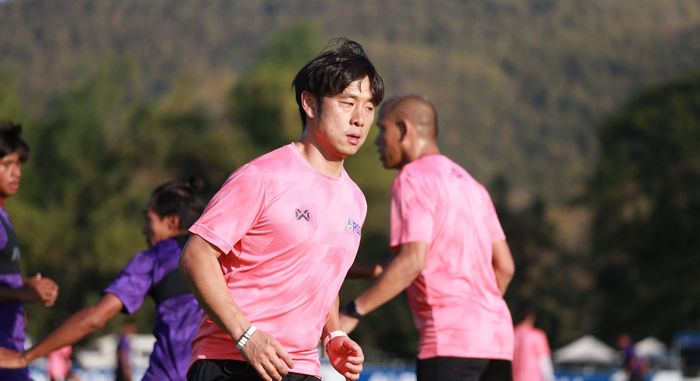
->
<box><xmin>0</xmin><ymin>177</ymin><xmax>205</xmax><ymax>380</ymax></box>
<box><xmin>0</xmin><ymin>120</ymin><xmax>59</xmax><ymax>381</ymax></box>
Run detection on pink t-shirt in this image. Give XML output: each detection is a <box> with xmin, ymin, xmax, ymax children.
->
<box><xmin>513</xmin><ymin>323</ymin><xmax>551</xmax><ymax>381</ymax></box>
<box><xmin>390</xmin><ymin>155</ymin><xmax>513</xmax><ymax>360</ymax></box>
<box><xmin>47</xmin><ymin>346</ymin><xmax>72</xmax><ymax>379</ymax></box>
<box><xmin>189</xmin><ymin>144</ymin><xmax>366</xmax><ymax>377</ymax></box>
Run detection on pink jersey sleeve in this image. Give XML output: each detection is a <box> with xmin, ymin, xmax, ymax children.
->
<box><xmin>390</xmin><ymin>174</ymin><xmax>434</xmax><ymax>247</ymax></box>
<box><xmin>189</xmin><ymin>164</ymin><xmax>265</xmax><ymax>255</ymax></box>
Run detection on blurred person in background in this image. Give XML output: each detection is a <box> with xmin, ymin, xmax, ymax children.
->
<box><xmin>340</xmin><ymin>94</ymin><xmax>515</xmax><ymax>381</ymax></box>
<box><xmin>115</xmin><ymin>323</ymin><xmax>136</xmax><ymax>381</ymax></box>
<box><xmin>0</xmin><ymin>177</ymin><xmax>205</xmax><ymax>381</ymax></box>
<box><xmin>47</xmin><ymin>345</ymin><xmax>72</xmax><ymax>381</ymax></box>
<box><xmin>617</xmin><ymin>333</ymin><xmax>647</xmax><ymax>381</ymax></box>
<box><xmin>512</xmin><ymin>305</ymin><xmax>555</xmax><ymax>381</ymax></box>
<box><xmin>0</xmin><ymin>120</ymin><xmax>59</xmax><ymax>381</ymax></box>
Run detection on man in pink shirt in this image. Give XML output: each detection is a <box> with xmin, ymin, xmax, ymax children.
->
<box><xmin>340</xmin><ymin>94</ymin><xmax>516</xmax><ymax>381</ymax></box>
<box><xmin>179</xmin><ymin>38</ymin><xmax>384</xmax><ymax>381</ymax></box>
<box><xmin>512</xmin><ymin>307</ymin><xmax>555</xmax><ymax>381</ymax></box>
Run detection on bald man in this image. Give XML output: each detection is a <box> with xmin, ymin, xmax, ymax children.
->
<box><xmin>340</xmin><ymin>94</ymin><xmax>516</xmax><ymax>381</ymax></box>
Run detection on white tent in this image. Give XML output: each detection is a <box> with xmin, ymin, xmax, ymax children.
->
<box><xmin>635</xmin><ymin>336</ymin><xmax>667</xmax><ymax>358</ymax></box>
<box><xmin>554</xmin><ymin>335</ymin><xmax>619</xmax><ymax>365</ymax></box>
<box><xmin>76</xmin><ymin>333</ymin><xmax>156</xmax><ymax>369</ymax></box>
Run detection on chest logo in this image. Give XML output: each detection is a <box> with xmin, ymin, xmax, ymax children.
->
<box><xmin>295</xmin><ymin>209</ymin><xmax>310</xmax><ymax>221</ymax></box>
<box><xmin>346</xmin><ymin>218</ymin><xmax>361</xmax><ymax>236</ymax></box>
<box><xmin>11</xmin><ymin>246</ymin><xmax>20</xmax><ymax>262</ymax></box>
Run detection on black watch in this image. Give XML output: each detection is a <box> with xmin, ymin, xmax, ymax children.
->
<box><xmin>342</xmin><ymin>300</ymin><xmax>364</xmax><ymax>319</ymax></box>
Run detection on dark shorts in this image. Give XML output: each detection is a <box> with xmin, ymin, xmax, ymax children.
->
<box><xmin>416</xmin><ymin>357</ymin><xmax>512</xmax><ymax>381</ymax></box>
<box><xmin>187</xmin><ymin>359</ymin><xmax>321</xmax><ymax>381</ymax></box>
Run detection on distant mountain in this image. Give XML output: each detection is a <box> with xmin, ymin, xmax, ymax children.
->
<box><xmin>2</xmin><ymin>0</ymin><xmax>700</xmax><ymax>202</ymax></box>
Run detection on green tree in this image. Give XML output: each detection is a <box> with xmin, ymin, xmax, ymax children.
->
<box><xmin>228</xmin><ymin>22</ymin><xmax>322</xmax><ymax>151</ymax></box>
<box><xmin>492</xmin><ymin>175</ymin><xmax>594</xmax><ymax>346</ymax></box>
<box><xmin>0</xmin><ymin>69</ymin><xmax>24</xmax><ymax>121</ymax></box>
<box><xmin>588</xmin><ymin>70</ymin><xmax>700</xmax><ymax>341</ymax></box>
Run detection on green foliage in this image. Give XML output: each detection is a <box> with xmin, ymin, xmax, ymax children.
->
<box><xmin>0</xmin><ymin>69</ymin><xmax>24</xmax><ymax>121</ymax></box>
<box><xmin>1</xmin><ymin>0</ymin><xmax>700</xmax><ymax>356</ymax></box>
<box><xmin>229</xmin><ymin>22</ymin><xmax>322</xmax><ymax>151</ymax></box>
<box><xmin>588</xmin><ymin>70</ymin><xmax>700</xmax><ymax>341</ymax></box>
<box><xmin>3</xmin><ymin>0</ymin><xmax>700</xmax><ymax>202</ymax></box>
<box><xmin>10</xmin><ymin>58</ymin><xmax>248</xmax><ymax>338</ymax></box>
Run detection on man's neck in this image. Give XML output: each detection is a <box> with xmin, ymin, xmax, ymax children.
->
<box><xmin>292</xmin><ymin>141</ymin><xmax>344</xmax><ymax>178</ymax></box>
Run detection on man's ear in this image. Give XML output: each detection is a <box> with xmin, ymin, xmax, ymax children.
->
<box><xmin>301</xmin><ymin>91</ymin><xmax>319</xmax><ymax>120</ymax></box>
<box><xmin>397</xmin><ymin>120</ymin><xmax>409</xmax><ymax>141</ymax></box>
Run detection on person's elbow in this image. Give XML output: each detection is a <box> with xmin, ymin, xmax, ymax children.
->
<box><xmin>497</xmin><ymin>257</ymin><xmax>515</xmax><ymax>283</ymax></box>
<box><xmin>82</xmin><ymin>305</ymin><xmax>113</xmax><ymax>331</ymax></box>
<box><xmin>178</xmin><ymin>239</ymin><xmax>198</xmax><ymax>280</ymax></box>
<box><xmin>492</xmin><ymin>240</ymin><xmax>515</xmax><ymax>293</ymax></box>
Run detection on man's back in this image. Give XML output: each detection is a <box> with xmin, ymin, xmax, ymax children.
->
<box><xmin>390</xmin><ymin>154</ymin><xmax>513</xmax><ymax>360</ymax></box>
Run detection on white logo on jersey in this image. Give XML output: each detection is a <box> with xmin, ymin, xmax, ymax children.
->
<box><xmin>11</xmin><ymin>246</ymin><xmax>20</xmax><ymax>262</ymax></box>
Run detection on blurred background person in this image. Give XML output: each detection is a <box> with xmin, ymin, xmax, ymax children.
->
<box><xmin>47</xmin><ymin>345</ymin><xmax>72</xmax><ymax>381</ymax></box>
<box><xmin>341</xmin><ymin>94</ymin><xmax>515</xmax><ymax>381</ymax></box>
<box><xmin>0</xmin><ymin>120</ymin><xmax>59</xmax><ymax>381</ymax></box>
<box><xmin>617</xmin><ymin>333</ymin><xmax>647</xmax><ymax>381</ymax></box>
<box><xmin>512</xmin><ymin>305</ymin><xmax>555</xmax><ymax>381</ymax></box>
<box><xmin>115</xmin><ymin>324</ymin><xmax>135</xmax><ymax>381</ymax></box>
<box><xmin>0</xmin><ymin>177</ymin><xmax>205</xmax><ymax>381</ymax></box>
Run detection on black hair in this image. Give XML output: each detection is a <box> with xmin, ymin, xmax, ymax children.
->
<box><xmin>148</xmin><ymin>176</ymin><xmax>206</xmax><ymax>230</ymax></box>
<box><xmin>292</xmin><ymin>38</ymin><xmax>385</xmax><ymax>127</ymax></box>
<box><xmin>515</xmin><ymin>303</ymin><xmax>537</xmax><ymax>324</ymax></box>
<box><xmin>0</xmin><ymin>120</ymin><xmax>30</xmax><ymax>162</ymax></box>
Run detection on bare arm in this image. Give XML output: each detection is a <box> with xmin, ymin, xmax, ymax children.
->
<box><xmin>492</xmin><ymin>239</ymin><xmax>515</xmax><ymax>295</ymax></box>
<box><xmin>323</xmin><ymin>297</ymin><xmax>363</xmax><ymax>380</ymax></box>
<box><xmin>0</xmin><ymin>273</ymin><xmax>58</xmax><ymax>306</ymax></box>
<box><xmin>179</xmin><ymin>235</ymin><xmax>293</xmax><ymax>381</ymax></box>
<box><xmin>341</xmin><ymin>242</ymin><xmax>427</xmax><ymax>333</ymax></box>
<box><xmin>323</xmin><ymin>297</ymin><xmax>342</xmax><ymax>339</ymax></box>
<box><xmin>0</xmin><ymin>293</ymin><xmax>122</xmax><ymax>368</ymax></box>
<box><xmin>179</xmin><ymin>235</ymin><xmax>251</xmax><ymax>342</ymax></box>
<box><xmin>345</xmin><ymin>263</ymin><xmax>383</xmax><ymax>279</ymax></box>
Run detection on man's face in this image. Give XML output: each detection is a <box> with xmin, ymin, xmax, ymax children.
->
<box><xmin>0</xmin><ymin>152</ymin><xmax>22</xmax><ymax>199</ymax></box>
<box><xmin>374</xmin><ymin>106</ymin><xmax>406</xmax><ymax>169</ymax></box>
<box><xmin>311</xmin><ymin>76</ymin><xmax>376</xmax><ymax>159</ymax></box>
<box><xmin>142</xmin><ymin>207</ymin><xmax>174</xmax><ymax>247</ymax></box>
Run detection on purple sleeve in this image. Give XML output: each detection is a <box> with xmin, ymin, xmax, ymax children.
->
<box><xmin>103</xmin><ymin>251</ymin><xmax>155</xmax><ymax>314</ymax></box>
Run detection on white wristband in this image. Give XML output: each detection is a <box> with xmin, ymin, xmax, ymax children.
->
<box><xmin>323</xmin><ymin>330</ymin><xmax>348</xmax><ymax>350</ymax></box>
<box><xmin>236</xmin><ymin>325</ymin><xmax>257</xmax><ymax>350</ymax></box>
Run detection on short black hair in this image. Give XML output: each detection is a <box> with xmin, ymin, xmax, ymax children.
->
<box><xmin>292</xmin><ymin>38</ymin><xmax>384</xmax><ymax>126</ymax></box>
<box><xmin>0</xmin><ymin>120</ymin><xmax>29</xmax><ymax>162</ymax></box>
<box><xmin>148</xmin><ymin>176</ymin><xmax>206</xmax><ymax>230</ymax></box>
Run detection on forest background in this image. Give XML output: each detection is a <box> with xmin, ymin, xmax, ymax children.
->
<box><xmin>1</xmin><ymin>0</ymin><xmax>700</xmax><ymax>359</ymax></box>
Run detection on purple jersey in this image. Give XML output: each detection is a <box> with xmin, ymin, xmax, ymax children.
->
<box><xmin>0</xmin><ymin>208</ymin><xmax>30</xmax><ymax>381</ymax></box>
<box><xmin>104</xmin><ymin>236</ymin><xmax>202</xmax><ymax>381</ymax></box>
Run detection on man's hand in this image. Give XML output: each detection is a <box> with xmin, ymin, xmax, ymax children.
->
<box><xmin>339</xmin><ymin>313</ymin><xmax>360</xmax><ymax>334</ymax></box>
<box><xmin>0</xmin><ymin>347</ymin><xmax>28</xmax><ymax>368</ymax></box>
<box><xmin>240</xmin><ymin>328</ymin><xmax>295</xmax><ymax>381</ymax></box>
<box><xmin>327</xmin><ymin>335</ymin><xmax>364</xmax><ymax>381</ymax></box>
<box><xmin>22</xmin><ymin>273</ymin><xmax>58</xmax><ymax>307</ymax></box>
